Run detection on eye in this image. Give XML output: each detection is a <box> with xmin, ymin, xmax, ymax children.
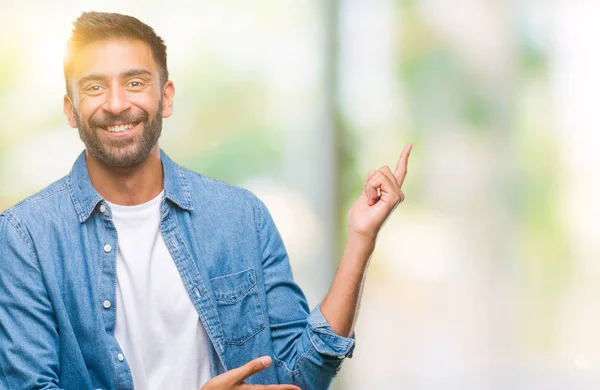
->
<box><xmin>127</xmin><ymin>81</ymin><xmax>144</xmax><ymax>88</ymax></box>
<box><xmin>86</xmin><ymin>84</ymin><xmax>104</xmax><ymax>92</ymax></box>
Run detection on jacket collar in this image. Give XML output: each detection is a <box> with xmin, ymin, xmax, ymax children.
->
<box><xmin>68</xmin><ymin>149</ymin><xmax>194</xmax><ymax>223</ymax></box>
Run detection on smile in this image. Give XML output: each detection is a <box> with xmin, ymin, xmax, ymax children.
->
<box><xmin>104</xmin><ymin>122</ymin><xmax>137</xmax><ymax>133</ymax></box>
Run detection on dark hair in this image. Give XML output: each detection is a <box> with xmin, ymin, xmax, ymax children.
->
<box><xmin>64</xmin><ymin>11</ymin><xmax>168</xmax><ymax>98</ymax></box>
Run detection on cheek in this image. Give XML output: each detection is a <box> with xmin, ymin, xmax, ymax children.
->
<box><xmin>78</xmin><ymin>96</ymin><xmax>104</xmax><ymax>119</ymax></box>
<box><xmin>131</xmin><ymin>94</ymin><xmax>160</xmax><ymax>115</ymax></box>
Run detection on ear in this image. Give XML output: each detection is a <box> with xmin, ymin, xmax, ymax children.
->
<box><xmin>161</xmin><ymin>80</ymin><xmax>175</xmax><ymax>119</ymax></box>
<box><xmin>63</xmin><ymin>94</ymin><xmax>78</xmax><ymax>128</ymax></box>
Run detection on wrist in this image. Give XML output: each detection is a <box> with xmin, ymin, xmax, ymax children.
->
<box><xmin>343</xmin><ymin>231</ymin><xmax>377</xmax><ymax>264</ymax></box>
<box><xmin>347</xmin><ymin>228</ymin><xmax>378</xmax><ymax>245</ymax></box>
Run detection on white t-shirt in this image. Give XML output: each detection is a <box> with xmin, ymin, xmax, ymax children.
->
<box><xmin>108</xmin><ymin>191</ymin><xmax>211</xmax><ymax>390</ymax></box>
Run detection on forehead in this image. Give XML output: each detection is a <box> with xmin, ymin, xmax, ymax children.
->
<box><xmin>71</xmin><ymin>39</ymin><xmax>157</xmax><ymax>80</ymax></box>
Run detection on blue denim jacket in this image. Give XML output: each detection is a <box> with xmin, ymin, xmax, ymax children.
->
<box><xmin>0</xmin><ymin>150</ymin><xmax>354</xmax><ymax>390</ymax></box>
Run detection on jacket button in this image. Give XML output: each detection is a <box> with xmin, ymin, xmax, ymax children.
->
<box><xmin>104</xmin><ymin>244</ymin><xmax>112</xmax><ymax>253</ymax></box>
<box><xmin>103</xmin><ymin>300</ymin><xmax>111</xmax><ymax>309</ymax></box>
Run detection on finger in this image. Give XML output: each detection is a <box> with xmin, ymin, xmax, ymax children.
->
<box><xmin>380</xmin><ymin>165</ymin><xmax>406</xmax><ymax>205</ymax></box>
<box><xmin>379</xmin><ymin>165</ymin><xmax>400</xmax><ymax>187</ymax></box>
<box><xmin>364</xmin><ymin>169</ymin><xmax>379</xmax><ymax>203</ymax></box>
<box><xmin>394</xmin><ymin>144</ymin><xmax>413</xmax><ymax>186</ymax></box>
<box><xmin>364</xmin><ymin>169</ymin><xmax>377</xmax><ymax>187</ymax></box>
<box><xmin>365</xmin><ymin>170</ymin><xmax>401</xmax><ymax>206</ymax></box>
<box><xmin>364</xmin><ymin>171</ymin><xmax>383</xmax><ymax>205</ymax></box>
<box><xmin>397</xmin><ymin>190</ymin><xmax>405</xmax><ymax>205</ymax></box>
<box><xmin>241</xmin><ymin>381</ymin><xmax>301</xmax><ymax>390</ymax></box>
<box><xmin>227</xmin><ymin>356</ymin><xmax>273</xmax><ymax>383</ymax></box>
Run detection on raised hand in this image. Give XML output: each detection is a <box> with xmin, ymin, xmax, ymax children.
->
<box><xmin>347</xmin><ymin>144</ymin><xmax>412</xmax><ymax>240</ymax></box>
<box><xmin>200</xmin><ymin>356</ymin><xmax>301</xmax><ymax>390</ymax></box>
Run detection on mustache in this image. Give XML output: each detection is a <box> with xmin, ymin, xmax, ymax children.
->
<box><xmin>88</xmin><ymin>110</ymin><xmax>150</xmax><ymax>128</ymax></box>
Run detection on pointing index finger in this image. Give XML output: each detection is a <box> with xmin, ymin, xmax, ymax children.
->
<box><xmin>228</xmin><ymin>356</ymin><xmax>272</xmax><ymax>382</ymax></box>
<box><xmin>394</xmin><ymin>144</ymin><xmax>412</xmax><ymax>186</ymax></box>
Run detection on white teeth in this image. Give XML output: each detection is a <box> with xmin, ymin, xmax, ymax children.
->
<box><xmin>106</xmin><ymin>123</ymin><xmax>134</xmax><ymax>133</ymax></box>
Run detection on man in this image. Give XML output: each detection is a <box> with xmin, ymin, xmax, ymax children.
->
<box><xmin>0</xmin><ymin>11</ymin><xmax>412</xmax><ymax>390</ymax></box>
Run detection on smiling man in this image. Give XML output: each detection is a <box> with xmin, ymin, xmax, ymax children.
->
<box><xmin>0</xmin><ymin>11</ymin><xmax>412</xmax><ymax>390</ymax></box>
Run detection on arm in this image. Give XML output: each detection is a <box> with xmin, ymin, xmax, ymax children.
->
<box><xmin>320</xmin><ymin>233</ymin><xmax>374</xmax><ymax>338</ymax></box>
<box><xmin>0</xmin><ymin>215</ymin><xmax>62</xmax><ymax>390</ymax></box>
<box><xmin>259</xmin><ymin>144</ymin><xmax>412</xmax><ymax>388</ymax></box>
<box><xmin>320</xmin><ymin>144</ymin><xmax>412</xmax><ymax>337</ymax></box>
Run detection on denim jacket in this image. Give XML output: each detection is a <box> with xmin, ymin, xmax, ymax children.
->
<box><xmin>0</xmin><ymin>150</ymin><xmax>355</xmax><ymax>390</ymax></box>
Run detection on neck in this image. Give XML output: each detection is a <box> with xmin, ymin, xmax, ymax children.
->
<box><xmin>86</xmin><ymin>145</ymin><xmax>164</xmax><ymax>206</ymax></box>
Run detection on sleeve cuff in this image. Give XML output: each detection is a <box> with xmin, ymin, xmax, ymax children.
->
<box><xmin>306</xmin><ymin>304</ymin><xmax>356</xmax><ymax>360</ymax></box>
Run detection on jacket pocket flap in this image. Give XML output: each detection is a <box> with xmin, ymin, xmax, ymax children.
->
<box><xmin>210</xmin><ymin>268</ymin><xmax>256</xmax><ymax>303</ymax></box>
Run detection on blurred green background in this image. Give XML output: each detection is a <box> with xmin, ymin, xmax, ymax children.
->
<box><xmin>1</xmin><ymin>1</ymin><xmax>599</xmax><ymax>389</ymax></box>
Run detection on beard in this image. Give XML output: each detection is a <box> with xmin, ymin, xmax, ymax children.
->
<box><xmin>75</xmin><ymin>100</ymin><xmax>163</xmax><ymax>169</ymax></box>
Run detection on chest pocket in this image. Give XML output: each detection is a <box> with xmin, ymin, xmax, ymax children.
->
<box><xmin>210</xmin><ymin>268</ymin><xmax>265</xmax><ymax>345</ymax></box>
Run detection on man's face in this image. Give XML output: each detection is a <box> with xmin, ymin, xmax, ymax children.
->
<box><xmin>64</xmin><ymin>39</ymin><xmax>173</xmax><ymax>169</ymax></box>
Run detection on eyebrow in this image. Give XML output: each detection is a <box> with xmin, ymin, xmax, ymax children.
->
<box><xmin>77</xmin><ymin>69</ymin><xmax>153</xmax><ymax>86</ymax></box>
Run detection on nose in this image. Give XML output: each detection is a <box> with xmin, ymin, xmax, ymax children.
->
<box><xmin>104</xmin><ymin>86</ymin><xmax>132</xmax><ymax>115</ymax></box>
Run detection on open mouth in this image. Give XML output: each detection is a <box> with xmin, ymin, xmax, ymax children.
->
<box><xmin>101</xmin><ymin>121</ymin><xmax>141</xmax><ymax>134</ymax></box>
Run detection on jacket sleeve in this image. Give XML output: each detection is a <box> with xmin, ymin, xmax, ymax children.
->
<box><xmin>254</xmin><ymin>197</ymin><xmax>355</xmax><ymax>389</ymax></box>
<box><xmin>0</xmin><ymin>215</ymin><xmax>62</xmax><ymax>390</ymax></box>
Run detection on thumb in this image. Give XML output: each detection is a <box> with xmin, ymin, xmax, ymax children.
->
<box><xmin>228</xmin><ymin>355</ymin><xmax>272</xmax><ymax>383</ymax></box>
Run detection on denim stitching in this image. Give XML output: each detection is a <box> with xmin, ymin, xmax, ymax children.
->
<box><xmin>3</xmin><ymin>179</ymin><xmax>69</xmax><ymax>215</ymax></box>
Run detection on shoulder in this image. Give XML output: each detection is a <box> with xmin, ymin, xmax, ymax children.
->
<box><xmin>1</xmin><ymin>176</ymin><xmax>70</xmax><ymax>230</ymax></box>
<box><xmin>179</xmin><ymin>166</ymin><xmax>263</xmax><ymax>216</ymax></box>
